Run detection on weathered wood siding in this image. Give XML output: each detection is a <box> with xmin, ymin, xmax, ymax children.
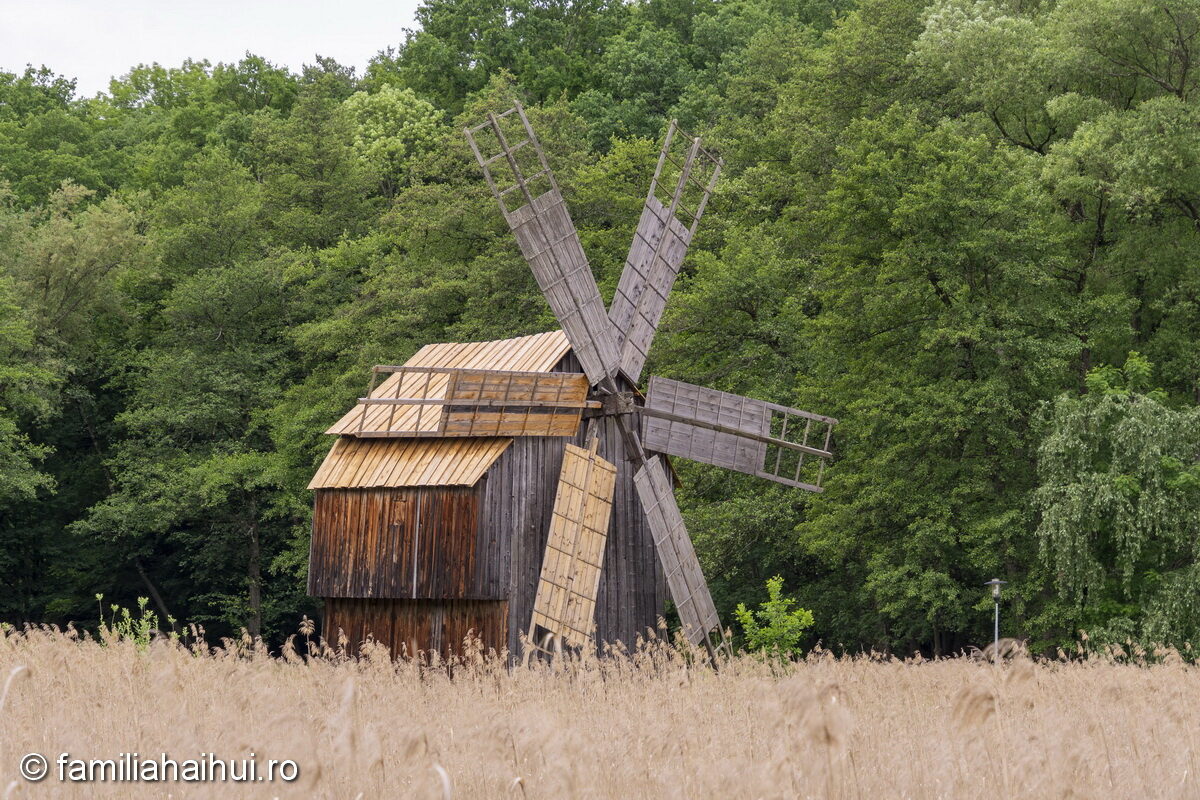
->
<box><xmin>310</xmin><ymin>487</ymin><xmax>503</xmax><ymax>599</ymax></box>
<box><xmin>325</xmin><ymin>598</ymin><xmax>508</xmax><ymax>658</ymax></box>
<box><xmin>495</xmin><ymin>352</ymin><xmax>666</xmax><ymax>656</ymax></box>
<box><xmin>590</xmin><ymin>413</ymin><xmax>667</xmax><ymax>649</ymax></box>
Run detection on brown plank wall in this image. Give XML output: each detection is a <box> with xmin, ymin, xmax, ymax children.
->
<box><xmin>325</xmin><ymin>598</ymin><xmax>508</xmax><ymax>659</ymax></box>
<box><xmin>309</xmin><ymin>486</ymin><xmax>503</xmax><ymax>599</ymax></box>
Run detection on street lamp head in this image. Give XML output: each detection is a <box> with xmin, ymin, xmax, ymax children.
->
<box><xmin>984</xmin><ymin>578</ymin><xmax>1008</xmax><ymax>600</ymax></box>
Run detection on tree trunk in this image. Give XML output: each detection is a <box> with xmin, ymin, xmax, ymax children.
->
<box><xmin>247</xmin><ymin>510</ymin><xmax>262</xmax><ymax>640</ymax></box>
<box><xmin>133</xmin><ymin>557</ymin><xmax>173</xmax><ymax>627</ymax></box>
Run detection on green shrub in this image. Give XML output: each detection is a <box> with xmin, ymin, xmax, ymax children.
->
<box><xmin>734</xmin><ymin>576</ymin><xmax>814</xmax><ymax>658</ymax></box>
<box><xmin>96</xmin><ymin>595</ymin><xmax>174</xmax><ymax>650</ymax></box>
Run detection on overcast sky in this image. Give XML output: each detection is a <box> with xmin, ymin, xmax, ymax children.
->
<box><xmin>0</xmin><ymin>0</ymin><xmax>424</xmax><ymax>97</ymax></box>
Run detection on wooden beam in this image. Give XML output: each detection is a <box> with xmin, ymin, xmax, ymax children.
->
<box><xmin>639</xmin><ymin>406</ymin><xmax>834</xmax><ymax>460</ymax></box>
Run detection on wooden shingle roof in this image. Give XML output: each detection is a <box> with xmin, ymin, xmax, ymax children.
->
<box><xmin>308</xmin><ymin>437</ymin><xmax>514</xmax><ymax>489</ymax></box>
<box><xmin>404</xmin><ymin>329</ymin><xmax>570</xmax><ymax>372</ymax></box>
<box><xmin>312</xmin><ymin>330</ymin><xmax>573</xmax><ymax>490</ymax></box>
<box><xmin>324</xmin><ymin>330</ymin><xmax>572</xmax><ymax>436</ymax></box>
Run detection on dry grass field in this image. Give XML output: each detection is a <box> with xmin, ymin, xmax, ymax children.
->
<box><xmin>0</xmin><ymin>626</ymin><xmax>1195</xmax><ymax>799</ymax></box>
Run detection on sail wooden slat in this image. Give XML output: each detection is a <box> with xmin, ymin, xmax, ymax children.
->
<box><xmin>530</xmin><ymin>441</ymin><xmax>617</xmax><ymax>648</ymax></box>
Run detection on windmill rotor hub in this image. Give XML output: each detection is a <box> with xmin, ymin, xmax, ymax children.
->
<box><xmin>585</xmin><ymin>392</ymin><xmax>640</xmax><ymax>418</ymax></box>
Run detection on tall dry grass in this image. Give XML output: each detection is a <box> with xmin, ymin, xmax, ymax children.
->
<box><xmin>0</xmin><ymin>625</ymin><xmax>1195</xmax><ymax>799</ymax></box>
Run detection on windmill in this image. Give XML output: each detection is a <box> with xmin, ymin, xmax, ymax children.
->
<box><xmin>461</xmin><ymin>101</ymin><xmax>838</xmax><ymax>659</ymax></box>
<box><xmin>305</xmin><ymin>101</ymin><xmax>836</xmax><ymax>662</ymax></box>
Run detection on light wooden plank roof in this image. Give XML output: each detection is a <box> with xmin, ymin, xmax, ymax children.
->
<box><xmin>325</xmin><ymin>330</ymin><xmax>573</xmax><ymax>436</ymax></box>
<box><xmin>404</xmin><ymin>329</ymin><xmax>571</xmax><ymax>372</ymax></box>
<box><xmin>308</xmin><ymin>437</ymin><xmax>514</xmax><ymax>489</ymax></box>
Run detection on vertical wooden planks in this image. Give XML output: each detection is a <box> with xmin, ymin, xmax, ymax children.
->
<box><xmin>310</xmin><ymin>487</ymin><xmax>495</xmax><ymax>599</ymax></box>
<box><xmin>324</xmin><ymin>597</ymin><xmax>509</xmax><ymax>659</ymax></box>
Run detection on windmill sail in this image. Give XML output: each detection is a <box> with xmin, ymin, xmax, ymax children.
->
<box><xmin>465</xmin><ymin>103</ymin><xmax>620</xmax><ymax>387</ymax></box>
<box><xmin>608</xmin><ymin>123</ymin><xmax>721</xmax><ymax>382</ymax></box>
<box><xmin>464</xmin><ymin>100</ymin><xmax>841</xmax><ymax>663</ymax></box>
<box><xmin>642</xmin><ymin>376</ymin><xmax>837</xmax><ymax>492</ymax></box>
<box><xmin>632</xmin><ymin>455</ymin><xmax>722</xmax><ymax>648</ymax></box>
<box><xmin>530</xmin><ymin>439</ymin><xmax>617</xmax><ymax>649</ymax></box>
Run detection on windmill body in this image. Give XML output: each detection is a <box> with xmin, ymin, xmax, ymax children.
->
<box><xmin>307</xmin><ymin>102</ymin><xmax>837</xmax><ymax>659</ymax></box>
<box><xmin>308</xmin><ymin>331</ymin><xmax>665</xmax><ymax>658</ymax></box>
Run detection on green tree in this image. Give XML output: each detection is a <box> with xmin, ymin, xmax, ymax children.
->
<box><xmin>343</xmin><ymin>85</ymin><xmax>443</xmax><ymax>196</ymax></box>
<box><xmin>250</xmin><ymin>78</ymin><xmax>374</xmax><ymax>249</ymax></box>
<box><xmin>1034</xmin><ymin>354</ymin><xmax>1200</xmax><ymax>647</ymax></box>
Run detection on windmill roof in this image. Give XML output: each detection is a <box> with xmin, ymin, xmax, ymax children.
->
<box><xmin>404</xmin><ymin>329</ymin><xmax>571</xmax><ymax>372</ymax></box>
<box><xmin>308</xmin><ymin>436</ymin><xmax>514</xmax><ymax>489</ymax></box>
<box><xmin>324</xmin><ymin>330</ymin><xmax>572</xmax><ymax>437</ymax></box>
<box><xmin>312</xmin><ymin>330</ymin><xmax>573</xmax><ymax>490</ymax></box>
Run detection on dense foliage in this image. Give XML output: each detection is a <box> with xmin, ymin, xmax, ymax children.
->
<box><xmin>1</xmin><ymin>0</ymin><xmax>1198</xmax><ymax>654</ymax></box>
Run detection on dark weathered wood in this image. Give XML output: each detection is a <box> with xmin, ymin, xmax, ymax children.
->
<box><xmin>309</xmin><ymin>487</ymin><xmax>498</xmax><ymax>599</ymax></box>
<box><xmin>325</xmin><ymin>597</ymin><xmax>508</xmax><ymax>659</ymax></box>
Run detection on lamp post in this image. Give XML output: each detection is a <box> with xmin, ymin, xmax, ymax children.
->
<box><xmin>983</xmin><ymin>578</ymin><xmax>1007</xmax><ymax>659</ymax></box>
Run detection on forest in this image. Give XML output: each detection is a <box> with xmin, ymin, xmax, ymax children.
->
<box><xmin>1</xmin><ymin>0</ymin><xmax>1199</xmax><ymax>657</ymax></box>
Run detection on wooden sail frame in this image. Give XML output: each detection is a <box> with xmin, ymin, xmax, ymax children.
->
<box><xmin>530</xmin><ymin>438</ymin><xmax>617</xmax><ymax>649</ymax></box>
<box><xmin>465</xmin><ymin>102</ymin><xmax>620</xmax><ymax>388</ymax></box>
<box><xmin>633</xmin><ymin>455</ymin><xmax>723</xmax><ymax>649</ymax></box>
<box><xmin>608</xmin><ymin>122</ymin><xmax>722</xmax><ymax>382</ymax></box>
<box><xmin>642</xmin><ymin>376</ymin><xmax>837</xmax><ymax>492</ymax></box>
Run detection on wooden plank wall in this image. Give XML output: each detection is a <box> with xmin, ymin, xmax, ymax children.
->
<box><xmin>325</xmin><ymin>597</ymin><xmax>508</xmax><ymax>659</ymax></box>
<box><xmin>491</xmin><ymin>351</ymin><xmax>665</xmax><ymax>657</ymax></box>
<box><xmin>310</xmin><ymin>486</ymin><xmax>504</xmax><ymax>599</ymax></box>
<box><xmin>480</xmin><ymin>433</ymin><xmax>566</xmax><ymax>656</ymax></box>
<box><xmin>591</xmin><ymin>412</ymin><xmax>667</xmax><ymax>650</ymax></box>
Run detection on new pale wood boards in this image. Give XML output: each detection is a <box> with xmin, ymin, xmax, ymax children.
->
<box><xmin>308</xmin><ymin>437</ymin><xmax>514</xmax><ymax>489</ymax></box>
<box><xmin>405</xmin><ymin>329</ymin><xmax>570</xmax><ymax>373</ymax></box>
<box><xmin>530</xmin><ymin>440</ymin><xmax>618</xmax><ymax>648</ymax></box>
<box><xmin>327</xmin><ymin>367</ymin><xmax>589</xmax><ymax>438</ymax></box>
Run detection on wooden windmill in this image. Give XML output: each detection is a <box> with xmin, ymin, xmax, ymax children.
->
<box><xmin>306</xmin><ymin>101</ymin><xmax>836</xmax><ymax>660</ymax></box>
